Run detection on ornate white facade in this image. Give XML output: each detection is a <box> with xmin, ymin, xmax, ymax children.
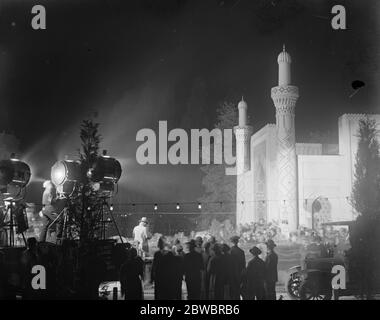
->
<box><xmin>235</xmin><ymin>47</ymin><xmax>380</xmax><ymax>233</ymax></box>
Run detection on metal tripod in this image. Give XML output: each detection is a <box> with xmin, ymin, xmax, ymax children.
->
<box><xmin>45</xmin><ymin>197</ymin><xmax>76</xmax><ymax>244</ymax></box>
<box><xmin>2</xmin><ymin>200</ymin><xmax>27</xmax><ymax>247</ymax></box>
<box><xmin>98</xmin><ymin>197</ymin><xmax>124</xmax><ymax>243</ymax></box>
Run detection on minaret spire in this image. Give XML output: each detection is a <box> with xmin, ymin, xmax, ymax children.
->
<box><xmin>277</xmin><ymin>45</ymin><xmax>292</xmax><ymax>85</ymax></box>
<box><xmin>234</xmin><ymin>97</ymin><xmax>252</xmax><ymax>175</ymax></box>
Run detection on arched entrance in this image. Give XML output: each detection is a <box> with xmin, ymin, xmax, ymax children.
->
<box><xmin>311</xmin><ymin>196</ymin><xmax>332</xmax><ymax>231</ymax></box>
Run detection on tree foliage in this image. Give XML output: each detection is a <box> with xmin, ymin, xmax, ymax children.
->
<box><xmin>79</xmin><ymin>119</ymin><xmax>101</xmax><ymax>166</ymax></box>
<box><xmin>349</xmin><ymin>117</ymin><xmax>380</xmax><ymax>298</ymax></box>
<box><xmin>197</xmin><ymin>101</ymin><xmax>239</xmax><ymax>227</ymax></box>
<box><xmin>74</xmin><ymin>119</ymin><xmax>104</xmax><ymax>242</ymax></box>
<box><xmin>351</xmin><ymin>118</ymin><xmax>380</xmax><ymax>218</ymax></box>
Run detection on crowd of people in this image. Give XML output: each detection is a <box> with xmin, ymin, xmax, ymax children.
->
<box><xmin>120</xmin><ymin>223</ymin><xmax>279</xmax><ymax>300</ymax></box>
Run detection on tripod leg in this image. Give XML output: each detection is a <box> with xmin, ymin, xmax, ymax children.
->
<box><xmin>9</xmin><ymin>206</ymin><xmax>14</xmax><ymax>247</ymax></box>
<box><xmin>21</xmin><ymin>232</ymin><xmax>27</xmax><ymax>246</ymax></box>
<box><xmin>106</xmin><ymin>204</ymin><xmax>123</xmax><ymax>244</ymax></box>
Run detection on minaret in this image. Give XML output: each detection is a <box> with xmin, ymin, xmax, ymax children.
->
<box><xmin>234</xmin><ymin>97</ymin><xmax>253</xmax><ymax>175</ymax></box>
<box><xmin>271</xmin><ymin>45</ymin><xmax>299</xmax><ymax>233</ymax></box>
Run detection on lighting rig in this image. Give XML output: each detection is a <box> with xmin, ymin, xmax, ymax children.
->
<box><xmin>0</xmin><ymin>153</ymin><xmax>31</xmax><ymax>246</ymax></box>
<box><xmin>50</xmin><ymin>150</ymin><xmax>123</xmax><ymax>243</ymax></box>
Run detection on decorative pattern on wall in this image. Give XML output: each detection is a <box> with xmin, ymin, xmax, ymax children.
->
<box><xmin>271</xmin><ymin>84</ymin><xmax>299</xmax><ymax>233</ymax></box>
<box><xmin>254</xmin><ymin>141</ymin><xmax>267</xmax><ymax>222</ymax></box>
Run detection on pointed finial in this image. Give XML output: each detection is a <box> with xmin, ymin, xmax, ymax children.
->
<box><xmin>241</xmin><ymin>95</ymin><xmax>244</xmax><ymax>102</ymax></box>
<box><xmin>283</xmin><ymin>44</ymin><xmax>286</xmax><ymax>52</ymax></box>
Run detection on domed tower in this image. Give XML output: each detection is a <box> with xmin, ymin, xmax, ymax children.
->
<box><xmin>234</xmin><ymin>97</ymin><xmax>253</xmax><ymax>174</ymax></box>
<box><xmin>271</xmin><ymin>45</ymin><xmax>299</xmax><ymax>233</ymax></box>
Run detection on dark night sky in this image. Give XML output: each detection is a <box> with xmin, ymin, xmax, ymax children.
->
<box><xmin>0</xmin><ymin>0</ymin><xmax>379</xmax><ymax>205</ymax></box>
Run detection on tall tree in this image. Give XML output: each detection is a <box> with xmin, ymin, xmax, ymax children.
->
<box><xmin>77</xmin><ymin>118</ymin><xmax>102</xmax><ymax>242</ymax></box>
<box><xmin>197</xmin><ymin>101</ymin><xmax>239</xmax><ymax>228</ymax></box>
<box><xmin>351</xmin><ymin>117</ymin><xmax>380</xmax><ymax>218</ymax></box>
<box><xmin>350</xmin><ymin>117</ymin><xmax>380</xmax><ymax>299</ymax></box>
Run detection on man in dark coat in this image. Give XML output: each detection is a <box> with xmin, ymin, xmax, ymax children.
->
<box><xmin>221</xmin><ymin>243</ymin><xmax>238</xmax><ymax>300</ymax></box>
<box><xmin>265</xmin><ymin>239</ymin><xmax>278</xmax><ymax>300</ymax></box>
<box><xmin>207</xmin><ymin>244</ymin><xmax>225</xmax><ymax>300</ymax></box>
<box><xmin>151</xmin><ymin>237</ymin><xmax>166</xmax><ymax>299</ymax></box>
<box><xmin>120</xmin><ymin>248</ymin><xmax>144</xmax><ymax>300</ymax></box>
<box><xmin>201</xmin><ymin>241</ymin><xmax>212</xmax><ymax>299</ymax></box>
<box><xmin>184</xmin><ymin>239</ymin><xmax>204</xmax><ymax>300</ymax></box>
<box><xmin>230</xmin><ymin>235</ymin><xmax>246</xmax><ymax>299</ymax></box>
<box><xmin>246</xmin><ymin>246</ymin><xmax>266</xmax><ymax>300</ymax></box>
<box><xmin>151</xmin><ymin>239</ymin><xmax>183</xmax><ymax>300</ymax></box>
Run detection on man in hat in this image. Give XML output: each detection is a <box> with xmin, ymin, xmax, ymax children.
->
<box><xmin>39</xmin><ymin>180</ymin><xmax>58</xmax><ymax>242</ymax></box>
<box><xmin>230</xmin><ymin>235</ymin><xmax>245</xmax><ymax>299</ymax></box>
<box><xmin>265</xmin><ymin>239</ymin><xmax>278</xmax><ymax>300</ymax></box>
<box><xmin>207</xmin><ymin>243</ymin><xmax>226</xmax><ymax>299</ymax></box>
<box><xmin>133</xmin><ymin>217</ymin><xmax>152</xmax><ymax>256</ymax></box>
<box><xmin>245</xmin><ymin>246</ymin><xmax>266</xmax><ymax>300</ymax></box>
<box><xmin>183</xmin><ymin>239</ymin><xmax>204</xmax><ymax>299</ymax></box>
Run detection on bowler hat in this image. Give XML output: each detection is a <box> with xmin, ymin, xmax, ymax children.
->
<box><xmin>186</xmin><ymin>239</ymin><xmax>196</xmax><ymax>248</ymax></box>
<box><xmin>230</xmin><ymin>235</ymin><xmax>240</xmax><ymax>243</ymax></box>
<box><xmin>249</xmin><ymin>246</ymin><xmax>262</xmax><ymax>256</ymax></box>
<box><xmin>266</xmin><ymin>239</ymin><xmax>277</xmax><ymax>248</ymax></box>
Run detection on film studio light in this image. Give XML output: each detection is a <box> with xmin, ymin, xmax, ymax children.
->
<box><xmin>87</xmin><ymin>150</ymin><xmax>122</xmax><ymax>197</ymax></box>
<box><xmin>51</xmin><ymin>159</ymin><xmax>81</xmax><ymax>197</ymax></box>
<box><xmin>0</xmin><ymin>153</ymin><xmax>31</xmax><ymax>200</ymax></box>
<box><xmin>0</xmin><ymin>154</ymin><xmax>31</xmax><ymax>246</ymax></box>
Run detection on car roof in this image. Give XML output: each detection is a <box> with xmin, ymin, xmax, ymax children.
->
<box><xmin>321</xmin><ymin>220</ymin><xmax>355</xmax><ymax>226</ymax></box>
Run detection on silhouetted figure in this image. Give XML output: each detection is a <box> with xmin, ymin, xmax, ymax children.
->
<box><xmin>230</xmin><ymin>235</ymin><xmax>246</xmax><ymax>299</ymax></box>
<box><xmin>207</xmin><ymin>244</ymin><xmax>225</xmax><ymax>300</ymax></box>
<box><xmin>171</xmin><ymin>243</ymin><xmax>184</xmax><ymax>300</ymax></box>
<box><xmin>184</xmin><ymin>239</ymin><xmax>203</xmax><ymax>300</ymax></box>
<box><xmin>246</xmin><ymin>246</ymin><xmax>266</xmax><ymax>300</ymax></box>
<box><xmin>172</xmin><ymin>239</ymin><xmax>185</xmax><ymax>257</ymax></box>
<box><xmin>0</xmin><ymin>251</ymin><xmax>13</xmax><ymax>300</ymax></box>
<box><xmin>221</xmin><ymin>244</ymin><xmax>236</xmax><ymax>299</ymax></box>
<box><xmin>114</xmin><ymin>242</ymin><xmax>131</xmax><ymax>272</ymax></box>
<box><xmin>201</xmin><ymin>241</ymin><xmax>211</xmax><ymax>299</ymax></box>
<box><xmin>194</xmin><ymin>236</ymin><xmax>203</xmax><ymax>254</ymax></box>
<box><xmin>265</xmin><ymin>239</ymin><xmax>278</xmax><ymax>300</ymax></box>
<box><xmin>120</xmin><ymin>248</ymin><xmax>144</xmax><ymax>300</ymax></box>
<box><xmin>152</xmin><ymin>239</ymin><xmax>183</xmax><ymax>300</ymax></box>
<box><xmin>151</xmin><ymin>237</ymin><xmax>166</xmax><ymax>299</ymax></box>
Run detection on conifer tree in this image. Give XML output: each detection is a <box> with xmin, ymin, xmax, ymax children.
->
<box><xmin>351</xmin><ymin>118</ymin><xmax>380</xmax><ymax>218</ymax></box>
